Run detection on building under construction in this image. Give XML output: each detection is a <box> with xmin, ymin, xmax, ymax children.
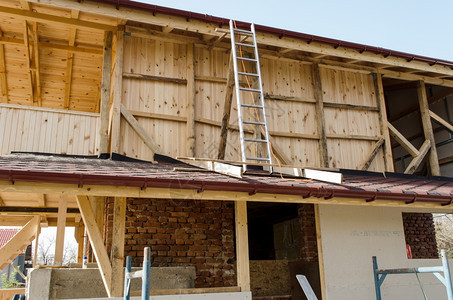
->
<box><xmin>0</xmin><ymin>0</ymin><xmax>453</xmax><ymax>299</ymax></box>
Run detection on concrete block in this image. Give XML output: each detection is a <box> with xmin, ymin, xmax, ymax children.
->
<box><xmin>26</xmin><ymin>268</ymin><xmax>52</xmax><ymax>300</ymax></box>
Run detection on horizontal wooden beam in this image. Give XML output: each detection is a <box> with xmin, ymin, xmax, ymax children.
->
<box><xmin>0</xmin><ymin>6</ymin><xmax>116</xmax><ymax>31</ymax></box>
<box><xmin>1</xmin><ymin>181</ymin><xmax>453</xmax><ymax>210</ymax></box>
<box><xmin>123</xmin><ymin>72</ymin><xmax>187</xmax><ymax>84</ymax></box>
<box><xmin>323</xmin><ymin>102</ymin><xmax>379</xmax><ymax>112</ymax></box>
<box><xmin>0</xmin><ymin>35</ymin><xmax>103</xmax><ymax>54</ymax></box>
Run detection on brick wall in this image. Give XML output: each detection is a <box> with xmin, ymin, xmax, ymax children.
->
<box><xmin>105</xmin><ymin>198</ymin><xmax>236</xmax><ymax>288</ymax></box>
<box><xmin>297</xmin><ymin>204</ymin><xmax>318</xmax><ymax>262</ymax></box>
<box><xmin>402</xmin><ymin>213</ymin><xmax>438</xmax><ymax>259</ymax></box>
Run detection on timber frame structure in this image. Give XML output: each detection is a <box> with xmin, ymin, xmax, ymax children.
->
<box><xmin>0</xmin><ymin>0</ymin><xmax>452</xmax><ymax>298</ymax></box>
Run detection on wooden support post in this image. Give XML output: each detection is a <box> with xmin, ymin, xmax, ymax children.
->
<box><xmin>0</xmin><ymin>216</ymin><xmax>38</xmax><ymax>270</ymax></box>
<box><xmin>54</xmin><ymin>197</ymin><xmax>67</xmax><ymax>265</ymax></box>
<box><xmin>218</xmin><ymin>52</ymin><xmax>234</xmax><ymax>160</ymax></box>
<box><xmin>76</xmin><ymin>220</ymin><xmax>85</xmax><ymax>264</ymax></box>
<box><xmin>110</xmin><ymin>197</ymin><xmax>126</xmax><ymax>297</ymax></box>
<box><xmin>314</xmin><ymin>205</ymin><xmax>326</xmax><ymax>300</ymax></box>
<box><xmin>373</xmin><ymin>73</ymin><xmax>394</xmax><ymax>172</ymax></box>
<box><xmin>417</xmin><ymin>81</ymin><xmax>440</xmax><ymax>176</ymax></box>
<box><xmin>312</xmin><ymin>63</ymin><xmax>329</xmax><ymax>168</ymax></box>
<box><xmin>120</xmin><ymin>104</ymin><xmax>162</xmax><ymax>155</ymax></box>
<box><xmin>0</xmin><ymin>30</ymin><xmax>8</xmax><ymax>102</ymax></box>
<box><xmin>76</xmin><ymin>195</ymin><xmax>112</xmax><ymax>296</ymax></box>
<box><xmin>110</xmin><ymin>28</ymin><xmax>124</xmax><ymax>155</ymax></box>
<box><xmin>32</xmin><ymin>221</ymin><xmax>40</xmax><ymax>267</ymax></box>
<box><xmin>186</xmin><ymin>43</ymin><xmax>196</xmax><ymax>157</ymax></box>
<box><xmin>235</xmin><ymin>201</ymin><xmax>250</xmax><ymax>292</ymax></box>
<box><xmin>98</xmin><ymin>31</ymin><xmax>113</xmax><ymax>155</ymax></box>
<box><xmin>360</xmin><ymin>138</ymin><xmax>384</xmax><ymax>170</ymax></box>
<box><xmin>404</xmin><ymin>139</ymin><xmax>431</xmax><ymax>174</ymax></box>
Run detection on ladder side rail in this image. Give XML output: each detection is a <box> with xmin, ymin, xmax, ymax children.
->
<box><xmin>251</xmin><ymin>23</ymin><xmax>272</xmax><ymax>164</ymax></box>
<box><xmin>230</xmin><ymin>20</ymin><xmax>248</xmax><ymax>167</ymax></box>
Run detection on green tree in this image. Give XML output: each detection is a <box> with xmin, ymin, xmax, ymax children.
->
<box><xmin>1</xmin><ymin>269</ymin><xmax>20</xmax><ymax>289</ymax></box>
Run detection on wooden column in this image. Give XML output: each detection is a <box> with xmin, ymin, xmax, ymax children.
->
<box><xmin>374</xmin><ymin>73</ymin><xmax>394</xmax><ymax>172</ymax></box>
<box><xmin>235</xmin><ymin>201</ymin><xmax>250</xmax><ymax>292</ymax></box>
<box><xmin>110</xmin><ymin>197</ymin><xmax>126</xmax><ymax>297</ymax></box>
<box><xmin>32</xmin><ymin>222</ymin><xmax>41</xmax><ymax>267</ymax></box>
<box><xmin>54</xmin><ymin>197</ymin><xmax>67</xmax><ymax>265</ymax></box>
<box><xmin>218</xmin><ymin>52</ymin><xmax>234</xmax><ymax>160</ymax></box>
<box><xmin>314</xmin><ymin>205</ymin><xmax>326</xmax><ymax>300</ymax></box>
<box><xmin>110</xmin><ymin>28</ymin><xmax>124</xmax><ymax>154</ymax></box>
<box><xmin>98</xmin><ymin>31</ymin><xmax>113</xmax><ymax>155</ymax></box>
<box><xmin>76</xmin><ymin>195</ymin><xmax>112</xmax><ymax>297</ymax></box>
<box><xmin>186</xmin><ymin>43</ymin><xmax>196</xmax><ymax>157</ymax></box>
<box><xmin>417</xmin><ymin>81</ymin><xmax>441</xmax><ymax>176</ymax></box>
<box><xmin>312</xmin><ymin>63</ymin><xmax>329</xmax><ymax>168</ymax></box>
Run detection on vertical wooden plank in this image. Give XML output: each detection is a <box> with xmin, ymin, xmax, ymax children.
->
<box><xmin>111</xmin><ymin>28</ymin><xmax>124</xmax><ymax>154</ymax></box>
<box><xmin>76</xmin><ymin>195</ymin><xmax>112</xmax><ymax>297</ymax></box>
<box><xmin>314</xmin><ymin>204</ymin><xmax>326</xmax><ymax>300</ymax></box>
<box><xmin>312</xmin><ymin>64</ymin><xmax>329</xmax><ymax>167</ymax></box>
<box><xmin>98</xmin><ymin>31</ymin><xmax>113</xmax><ymax>155</ymax></box>
<box><xmin>235</xmin><ymin>200</ymin><xmax>250</xmax><ymax>292</ymax></box>
<box><xmin>186</xmin><ymin>43</ymin><xmax>196</xmax><ymax>156</ymax></box>
<box><xmin>54</xmin><ymin>197</ymin><xmax>67</xmax><ymax>265</ymax></box>
<box><xmin>417</xmin><ymin>80</ymin><xmax>440</xmax><ymax>176</ymax></box>
<box><xmin>76</xmin><ymin>221</ymin><xmax>85</xmax><ymax>264</ymax></box>
<box><xmin>110</xmin><ymin>197</ymin><xmax>126</xmax><ymax>297</ymax></box>
<box><xmin>373</xmin><ymin>73</ymin><xmax>394</xmax><ymax>172</ymax></box>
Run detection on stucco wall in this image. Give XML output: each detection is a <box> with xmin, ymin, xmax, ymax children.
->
<box><xmin>318</xmin><ymin>205</ymin><xmax>451</xmax><ymax>300</ymax></box>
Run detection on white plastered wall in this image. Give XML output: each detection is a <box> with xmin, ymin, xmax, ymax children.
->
<box><xmin>318</xmin><ymin>204</ymin><xmax>452</xmax><ymax>300</ymax></box>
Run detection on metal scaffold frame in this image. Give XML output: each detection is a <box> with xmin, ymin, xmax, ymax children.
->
<box><xmin>372</xmin><ymin>249</ymin><xmax>453</xmax><ymax>300</ymax></box>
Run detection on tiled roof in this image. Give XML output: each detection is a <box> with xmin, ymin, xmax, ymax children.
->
<box><xmin>0</xmin><ymin>153</ymin><xmax>452</xmax><ymax>205</ymax></box>
<box><xmin>0</xmin><ymin>228</ymin><xmax>19</xmax><ymax>248</ymax></box>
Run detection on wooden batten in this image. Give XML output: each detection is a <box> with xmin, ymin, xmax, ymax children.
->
<box><xmin>186</xmin><ymin>43</ymin><xmax>196</xmax><ymax>156</ymax></box>
<box><xmin>404</xmin><ymin>139</ymin><xmax>431</xmax><ymax>174</ymax></box>
<box><xmin>218</xmin><ymin>53</ymin><xmax>234</xmax><ymax>160</ymax></box>
<box><xmin>417</xmin><ymin>81</ymin><xmax>440</xmax><ymax>176</ymax></box>
<box><xmin>0</xmin><ymin>30</ymin><xmax>7</xmax><ymax>102</ymax></box>
<box><xmin>312</xmin><ymin>63</ymin><xmax>329</xmax><ymax>167</ymax></box>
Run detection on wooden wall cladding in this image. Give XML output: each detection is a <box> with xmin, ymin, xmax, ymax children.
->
<box><xmin>0</xmin><ymin>104</ymin><xmax>99</xmax><ymax>155</ymax></box>
<box><xmin>119</xmin><ymin>36</ymin><xmax>386</xmax><ymax>171</ymax></box>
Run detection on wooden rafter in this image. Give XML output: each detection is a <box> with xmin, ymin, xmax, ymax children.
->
<box><xmin>0</xmin><ymin>6</ymin><xmax>115</xmax><ymax>31</ymax></box>
<box><xmin>0</xmin><ymin>30</ymin><xmax>7</xmax><ymax>102</ymax></box>
<box><xmin>63</xmin><ymin>10</ymin><xmax>79</xmax><ymax>109</ymax></box>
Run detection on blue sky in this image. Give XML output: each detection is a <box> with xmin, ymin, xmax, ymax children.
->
<box><xmin>139</xmin><ymin>0</ymin><xmax>453</xmax><ymax>62</ymax></box>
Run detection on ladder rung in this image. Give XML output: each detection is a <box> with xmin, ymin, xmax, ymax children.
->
<box><xmin>238</xmin><ymin>71</ymin><xmax>259</xmax><ymax>77</ymax></box>
<box><xmin>237</xmin><ymin>57</ymin><xmax>257</xmax><ymax>62</ymax></box>
<box><xmin>246</xmin><ymin>156</ymin><xmax>271</xmax><ymax>161</ymax></box>
<box><xmin>239</xmin><ymin>87</ymin><xmax>261</xmax><ymax>93</ymax></box>
<box><xmin>243</xmin><ymin>120</ymin><xmax>265</xmax><ymax>125</ymax></box>
<box><xmin>235</xmin><ymin>42</ymin><xmax>255</xmax><ymax>48</ymax></box>
<box><xmin>241</xmin><ymin>104</ymin><xmax>263</xmax><ymax>108</ymax></box>
<box><xmin>244</xmin><ymin>138</ymin><xmax>268</xmax><ymax>143</ymax></box>
<box><xmin>233</xmin><ymin>28</ymin><xmax>253</xmax><ymax>35</ymax></box>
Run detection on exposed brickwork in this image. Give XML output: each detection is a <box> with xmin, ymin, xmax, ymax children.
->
<box><xmin>105</xmin><ymin>198</ymin><xmax>236</xmax><ymax>288</ymax></box>
<box><xmin>402</xmin><ymin>213</ymin><xmax>438</xmax><ymax>259</ymax></box>
<box><xmin>298</xmin><ymin>204</ymin><xmax>318</xmax><ymax>262</ymax></box>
